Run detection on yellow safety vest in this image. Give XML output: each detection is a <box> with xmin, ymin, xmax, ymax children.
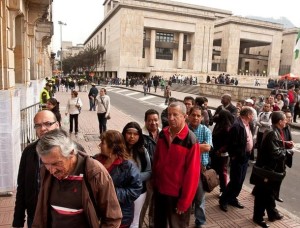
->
<box><xmin>40</xmin><ymin>88</ymin><xmax>50</xmax><ymax>104</ymax></box>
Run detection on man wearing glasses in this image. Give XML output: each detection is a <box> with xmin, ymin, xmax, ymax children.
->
<box><xmin>12</xmin><ymin>110</ymin><xmax>60</xmax><ymax>228</ymax></box>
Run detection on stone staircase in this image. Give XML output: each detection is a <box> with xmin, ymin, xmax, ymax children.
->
<box><xmin>170</xmin><ymin>84</ymin><xmax>201</xmax><ymax>95</ymax></box>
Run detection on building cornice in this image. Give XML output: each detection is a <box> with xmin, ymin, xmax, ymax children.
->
<box><xmin>215</xmin><ymin>16</ymin><xmax>284</xmax><ymax>31</ymax></box>
<box><xmin>85</xmin><ymin>0</ymin><xmax>227</xmax><ymax>44</ymax></box>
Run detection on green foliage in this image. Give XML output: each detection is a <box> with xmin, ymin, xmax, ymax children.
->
<box><xmin>62</xmin><ymin>45</ymin><xmax>105</xmax><ymax>74</ymax></box>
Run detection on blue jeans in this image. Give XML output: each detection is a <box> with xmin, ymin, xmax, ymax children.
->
<box><xmin>89</xmin><ymin>98</ymin><xmax>96</xmax><ymax>111</ymax></box>
<box><xmin>194</xmin><ymin>177</ymin><xmax>206</xmax><ymax>225</ymax></box>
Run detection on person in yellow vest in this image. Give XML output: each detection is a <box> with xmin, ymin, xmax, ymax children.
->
<box><xmin>40</xmin><ymin>83</ymin><xmax>51</xmax><ymax>109</ymax></box>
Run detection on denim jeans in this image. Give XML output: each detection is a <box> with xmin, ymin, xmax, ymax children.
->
<box><xmin>89</xmin><ymin>98</ymin><xmax>96</xmax><ymax>111</ymax></box>
<box><xmin>194</xmin><ymin>177</ymin><xmax>206</xmax><ymax>225</ymax></box>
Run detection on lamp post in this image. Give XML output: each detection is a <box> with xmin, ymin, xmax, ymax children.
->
<box><xmin>58</xmin><ymin>21</ymin><xmax>66</xmax><ymax>76</ymax></box>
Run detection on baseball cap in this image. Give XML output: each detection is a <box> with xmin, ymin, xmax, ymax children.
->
<box><xmin>245</xmin><ymin>98</ymin><xmax>254</xmax><ymax>104</ymax></box>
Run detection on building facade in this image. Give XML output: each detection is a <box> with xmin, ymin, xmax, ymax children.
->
<box><xmin>0</xmin><ymin>0</ymin><xmax>53</xmax><ymax>192</ymax></box>
<box><xmin>84</xmin><ymin>0</ymin><xmax>299</xmax><ymax>80</ymax></box>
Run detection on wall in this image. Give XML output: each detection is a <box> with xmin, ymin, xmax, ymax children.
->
<box><xmin>199</xmin><ymin>83</ymin><xmax>271</xmax><ymax>100</ymax></box>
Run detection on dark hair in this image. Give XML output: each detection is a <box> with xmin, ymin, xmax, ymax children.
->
<box><xmin>168</xmin><ymin>97</ymin><xmax>177</xmax><ymax>104</ymax></box>
<box><xmin>100</xmin><ymin>130</ymin><xmax>129</xmax><ymax>160</ymax></box>
<box><xmin>271</xmin><ymin>111</ymin><xmax>285</xmax><ymax>124</ymax></box>
<box><xmin>183</xmin><ymin>96</ymin><xmax>195</xmax><ymax>104</ymax></box>
<box><xmin>144</xmin><ymin>109</ymin><xmax>159</xmax><ymax>122</ymax></box>
<box><xmin>122</xmin><ymin>122</ymin><xmax>145</xmax><ymax>161</ymax></box>
<box><xmin>101</xmin><ymin>88</ymin><xmax>107</xmax><ymax>94</ymax></box>
<box><xmin>72</xmin><ymin>90</ymin><xmax>78</xmax><ymax>97</ymax></box>
<box><xmin>47</xmin><ymin>98</ymin><xmax>59</xmax><ymax>111</ymax></box>
<box><xmin>189</xmin><ymin>105</ymin><xmax>204</xmax><ymax>116</ymax></box>
<box><xmin>240</xmin><ymin>106</ymin><xmax>253</xmax><ymax>117</ymax></box>
<box><xmin>213</xmin><ymin>109</ymin><xmax>235</xmax><ymax>135</ymax></box>
<box><xmin>195</xmin><ymin>96</ymin><xmax>205</xmax><ymax>107</ymax></box>
<box><xmin>47</xmin><ymin>98</ymin><xmax>61</xmax><ymax>124</ymax></box>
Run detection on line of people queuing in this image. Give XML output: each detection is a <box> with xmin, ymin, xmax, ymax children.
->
<box><xmin>13</xmin><ymin>83</ymin><xmax>294</xmax><ymax>228</ymax></box>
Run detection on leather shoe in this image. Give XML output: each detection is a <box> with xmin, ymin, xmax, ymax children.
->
<box><xmin>269</xmin><ymin>214</ymin><xmax>284</xmax><ymax>222</ymax></box>
<box><xmin>219</xmin><ymin>203</ymin><xmax>228</xmax><ymax>212</ymax></box>
<box><xmin>229</xmin><ymin>200</ymin><xmax>244</xmax><ymax>209</ymax></box>
<box><xmin>275</xmin><ymin>197</ymin><xmax>284</xmax><ymax>202</ymax></box>
<box><xmin>253</xmin><ymin>218</ymin><xmax>270</xmax><ymax>227</ymax></box>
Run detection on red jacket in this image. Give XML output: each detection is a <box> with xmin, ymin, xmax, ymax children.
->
<box><xmin>153</xmin><ymin>124</ymin><xmax>200</xmax><ymax>212</ymax></box>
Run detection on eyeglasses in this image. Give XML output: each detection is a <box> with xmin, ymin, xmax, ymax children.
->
<box><xmin>34</xmin><ymin>121</ymin><xmax>56</xmax><ymax>129</ymax></box>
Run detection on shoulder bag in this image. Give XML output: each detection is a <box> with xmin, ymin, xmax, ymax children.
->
<box><xmin>201</xmin><ymin>165</ymin><xmax>219</xmax><ymax>193</ymax></box>
<box><xmin>100</xmin><ymin>97</ymin><xmax>111</xmax><ymax>119</ymax></box>
<box><xmin>250</xmin><ymin>165</ymin><xmax>285</xmax><ymax>185</ymax></box>
<box><xmin>76</xmin><ymin>98</ymin><xmax>81</xmax><ymax>114</ymax></box>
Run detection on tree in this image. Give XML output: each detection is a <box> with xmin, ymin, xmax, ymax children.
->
<box><xmin>62</xmin><ymin>45</ymin><xmax>105</xmax><ymax>74</ymax></box>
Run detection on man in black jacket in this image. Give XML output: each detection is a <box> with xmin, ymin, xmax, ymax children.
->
<box><xmin>12</xmin><ymin>110</ymin><xmax>60</xmax><ymax>228</ymax></box>
<box><xmin>219</xmin><ymin>107</ymin><xmax>254</xmax><ymax>212</ymax></box>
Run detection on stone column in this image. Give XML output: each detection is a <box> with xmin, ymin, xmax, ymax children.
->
<box><xmin>268</xmin><ymin>32</ymin><xmax>282</xmax><ymax>76</ymax></box>
<box><xmin>221</xmin><ymin>24</ymin><xmax>240</xmax><ymax>74</ymax></box>
<box><xmin>149</xmin><ymin>29</ymin><xmax>156</xmax><ymax>67</ymax></box>
<box><xmin>177</xmin><ymin>32</ymin><xmax>183</xmax><ymax>69</ymax></box>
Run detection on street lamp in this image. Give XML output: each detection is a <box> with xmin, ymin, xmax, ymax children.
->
<box><xmin>58</xmin><ymin>20</ymin><xmax>66</xmax><ymax>76</ymax></box>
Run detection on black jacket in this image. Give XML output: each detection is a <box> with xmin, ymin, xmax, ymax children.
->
<box><xmin>228</xmin><ymin>117</ymin><xmax>248</xmax><ymax>162</ymax></box>
<box><xmin>13</xmin><ymin>141</ymin><xmax>39</xmax><ymax>227</ymax></box>
<box><xmin>257</xmin><ymin>127</ymin><xmax>287</xmax><ymax>174</ymax></box>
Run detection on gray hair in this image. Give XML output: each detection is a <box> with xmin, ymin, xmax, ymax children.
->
<box><xmin>169</xmin><ymin>101</ymin><xmax>187</xmax><ymax>115</ymax></box>
<box><xmin>36</xmin><ymin>129</ymin><xmax>77</xmax><ymax>158</ymax></box>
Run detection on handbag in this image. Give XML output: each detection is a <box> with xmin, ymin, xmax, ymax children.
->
<box><xmin>76</xmin><ymin>98</ymin><xmax>81</xmax><ymax>114</ymax></box>
<box><xmin>100</xmin><ymin>97</ymin><xmax>111</xmax><ymax>119</ymax></box>
<box><xmin>201</xmin><ymin>167</ymin><xmax>219</xmax><ymax>193</ymax></box>
<box><xmin>251</xmin><ymin>165</ymin><xmax>285</xmax><ymax>183</ymax></box>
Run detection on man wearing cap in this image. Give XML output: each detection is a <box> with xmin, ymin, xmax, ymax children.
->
<box><xmin>88</xmin><ymin>83</ymin><xmax>98</xmax><ymax>111</ymax></box>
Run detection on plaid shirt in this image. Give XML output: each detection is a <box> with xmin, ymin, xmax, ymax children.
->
<box><xmin>189</xmin><ymin>124</ymin><xmax>212</xmax><ymax>166</ymax></box>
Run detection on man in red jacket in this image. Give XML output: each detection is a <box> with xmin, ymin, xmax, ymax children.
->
<box><xmin>152</xmin><ymin>101</ymin><xmax>200</xmax><ymax>228</ymax></box>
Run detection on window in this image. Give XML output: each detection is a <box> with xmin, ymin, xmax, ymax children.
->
<box><xmin>156</xmin><ymin>32</ymin><xmax>174</xmax><ymax>43</ymax></box>
<box><xmin>184</xmin><ymin>34</ymin><xmax>188</xmax><ymax>44</ymax></box>
<box><xmin>183</xmin><ymin>50</ymin><xmax>186</xmax><ymax>61</ymax></box>
<box><xmin>156</xmin><ymin>48</ymin><xmax>173</xmax><ymax>60</ymax></box>
<box><xmin>142</xmin><ymin>48</ymin><xmax>145</xmax><ymax>58</ymax></box>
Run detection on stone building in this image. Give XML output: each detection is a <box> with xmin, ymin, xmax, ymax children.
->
<box><xmin>0</xmin><ymin>0</ymin><xmax>53</xmax><ymax>192</ymax></box>
<box><xmin>84</xmin><ymin>0</ymin><xmax>300</xmax><ymax>80</ymax></box>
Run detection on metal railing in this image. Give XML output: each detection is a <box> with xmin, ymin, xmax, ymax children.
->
<box><xmin>20</xmin><ymin>103</ymin><xmax>40</xmax><ymax>151</ymax></box>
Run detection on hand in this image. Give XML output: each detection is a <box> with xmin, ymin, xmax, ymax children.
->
<box><xmin>285</xmin><ymin>141</ymin><xmax>294</xmax><ymax>149</ymax></box>
<box><xmin>65</xmin><ymin>113</ymin><xmax>68</xmax><ymax>116</ymax></box>
<box><xmin>175</xmin><ymin>208</ymin><xmax>184</xmax><ymax>215</ymax></box>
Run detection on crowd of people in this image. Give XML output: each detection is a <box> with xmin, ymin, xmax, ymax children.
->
<box><xmin>12</xmin><ymin>79</ymin><xmax>295</xmax><ymax>228</ymax></box>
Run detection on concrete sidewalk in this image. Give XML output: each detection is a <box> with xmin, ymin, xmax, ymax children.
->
<box><xmin>1</xmin><ymin>87</ymin><xmax>300</xmax><ymax>228</ymax></box>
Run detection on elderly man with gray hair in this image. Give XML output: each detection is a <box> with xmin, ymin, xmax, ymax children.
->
<box><xmin>32</xmin><ymin>129</ymin><xmax>122</xmax><ymax>228</ymax></box>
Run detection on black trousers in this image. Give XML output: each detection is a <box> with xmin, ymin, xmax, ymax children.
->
<box><xmin>97</xmin><ymin>112</ymin><xmax>107</xmax><ymax>134</ymax></box>
<box><xmin>153</xmin><ymin>191</ymin><xmax>191</xmax><ymax>228</ymax></box>
<box><xmin>220</xmin><ymin>155</ymin><xmax>249</xmax><ymax>204</ymax></box>
<box><xmin>69</xmin><ymin>114</ymin><xmax>79</xmax><ymax>133</ymax></box>
<box><xmin>253</xmin><ymin>183</ymin><xmax>279</xmax><ymax>220</ymax></box>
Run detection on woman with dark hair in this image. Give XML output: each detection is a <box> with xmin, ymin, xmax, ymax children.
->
<box><xmin>211</xmin><ymin>109</ymin><xmax>235</xmax><ymax>197</ymax></box>
<box><xmin>122</xmin><ymin>122</ymin><xmax>151</xmax><ymax>228</ymax></box>
<box><xmin>46</xmin><ymin>98</ymin><xmax>62</xmax><ymax>126</ymax></box>
<box><xmin>94</xmin><ymin>130</ymin><xmax>142</xmax><ymax>228</ymax></box>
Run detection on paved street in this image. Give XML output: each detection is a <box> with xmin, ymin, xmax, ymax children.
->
<box><xmin>1</xmin><ymin>85</ymin><xmax>300</xmax><ymax>228</ymax></box>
